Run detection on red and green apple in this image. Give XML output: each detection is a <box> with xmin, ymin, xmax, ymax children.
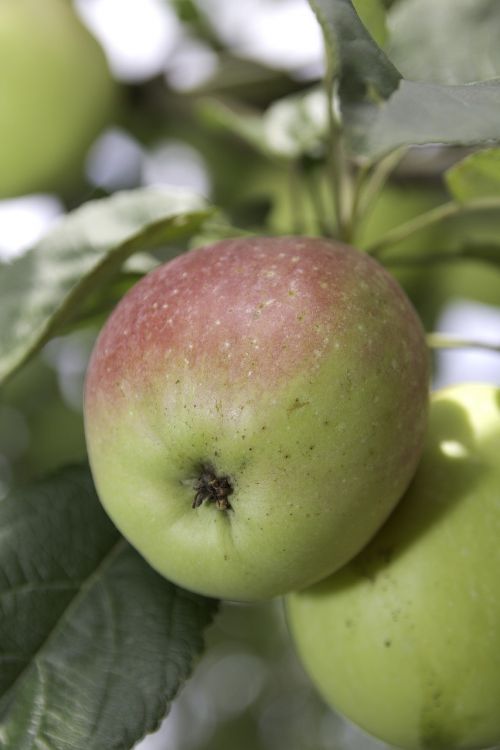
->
<box><xmin>84</xmin><ymin>235</ymin><xmax>429</xmax><ymax>601</ymax></box>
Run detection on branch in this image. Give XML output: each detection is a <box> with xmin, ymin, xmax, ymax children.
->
<box><xmin>365</xmin><ymin>197</ymin><xmax>500</xmax><ymax>258</ymax></box>
<box><xmin>382</xmin><ymin>246</ymin><xmax>500</xmax><ymax>269</ymax></box>
<box><xmin>427</xmin><ymin>332</ymin><xmax>500</xmax><ymax>354</ymax></box>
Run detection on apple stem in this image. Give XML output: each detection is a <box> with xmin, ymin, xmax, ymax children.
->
<box><xmin>192</xmin><ymin>464</ymin><xmax>233</xmax><ymax>511</ymax></box>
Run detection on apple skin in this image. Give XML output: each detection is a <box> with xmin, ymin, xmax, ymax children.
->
<box><xmin>0</xmin><ymin>0</ymin><xmax>117</xmax><ymax>198</ymax></box>
<box><xmin>287</xmin><ymin>383</ymin><xmax>500</xmax><ymax>750</ymax></box>
<box><xmin>84</xmin><ymin>236</ymin><xmax>429</xmax><ymax>601</ymax></box>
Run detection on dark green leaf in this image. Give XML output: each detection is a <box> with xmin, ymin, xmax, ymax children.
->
<box><xmin>308</xmin><ymin>0</ymin><xmax>400</xmax><ymax>101</ymax></box>
<box><xmin>446</xmin><ymin>149</ymin><xmax>500</xmax><ymax>203</ymax></box>
<box><xmin>388</xmin><ymin>0</ymin><xmax>500</xmax><ymax>85</ymax></box>
<box><xmin>0</xmin><ymin>466</ymin><xmax>217</xmax><ymax>750</ymax></box>
<box><xmin>0</xmin><ymin>188</ymin><xmax>213</xmax><ymax>387</ymax></box>
<box><xmin>348</xmin><ymin>79</ymin><xmax>500</xmax><ymax>159</ymax></box>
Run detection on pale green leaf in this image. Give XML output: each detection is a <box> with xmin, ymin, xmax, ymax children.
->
<box><xmin>389</xmin><ymin>0</ymin><xmax>500</xmax><ymax>85</ymax></box>
<box><xmin>349</xmin><ymin>79</ymin><xmax>500</xmax><ymax>159</ymax></box>
<box><xmin>0</xmin><ymin>187</ymin><xmax>213</xmax><ymax>386</ymax></box>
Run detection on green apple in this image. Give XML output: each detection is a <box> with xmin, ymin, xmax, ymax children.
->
<box><xmin>84</xmin><ymin>236</ymin><xmax>429</xmax><ymax>601</ymax></box>
<box><xmin>0</xmin><ymin>0</ymin><xmax>117</xmax><ymax>197</ymax></box>
<box><xmin>287</xmin><ymin>383</ymin><xmax>500</xmax><ymax>750</ymax></box>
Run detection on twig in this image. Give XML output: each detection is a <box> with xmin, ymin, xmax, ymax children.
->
<box><xmin>427</xmin><ymin>333</ymin><xmax>500</xmax><ymax>354</ymax></box>
<box><xmin>365</xmin><ymin>197</ymin><xmax>500</xmax><ymax>258</ymax></box>
<box><xmin>352</xmin><ymin>148</ymin><xmax>407</xmax><ymax>237</ymax></box>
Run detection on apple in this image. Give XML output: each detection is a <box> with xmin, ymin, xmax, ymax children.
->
<box><xmin>287</xmin><ymin>383</ymin><xmax>500</xmax><ymax>750</ymax></box>
<box><xmin>0</xmin><ymin>0</ymin><xmax>117</xmax><ymax>198</ymax></box>
<box><xmin>84</xmin><ymin>235</ymin><xmax>429</xmax><ymax>601</ymax></box>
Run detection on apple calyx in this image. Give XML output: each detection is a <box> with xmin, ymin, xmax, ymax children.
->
<box><xmin>192</xmin><ymin>464</ymin><xmax>233</xmax><ymax>511</ymax></box>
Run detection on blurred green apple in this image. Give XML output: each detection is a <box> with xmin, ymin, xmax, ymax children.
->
<box><xmin>84</xmin><ymin>236</ymin><xmax>429</xmax><ymax>601</ymax></box>
<box><xmin>0</xmin><ymin>0</ymin><xmax>117</xmax><ymax>197</ymax></box>
<box><xmin>287</xmin><ymin>383</ymin><xmax>500</xmax><ymax>750</ymax></box>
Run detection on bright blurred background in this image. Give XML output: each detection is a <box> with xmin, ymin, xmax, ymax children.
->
<box><xmin>1</xmin><ymin>1</ymin><xmax>500</xmax><ymax>749</ymax></box>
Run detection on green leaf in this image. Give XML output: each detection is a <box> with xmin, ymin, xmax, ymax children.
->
<box><xmin>445</xmin><ymin>149</ymin><xmax>500</xmax><ymax>203</ymax></box>
<box><xmin>0</xmin><ymin>466</ymin><xmax>217</xmax><ymax>750</ymax></box>
<box><xmin>348</xmin><ymin>79</ymin><xmax>500</xmax><ymax>159</ymax></box>
<box><xmin>308</xmin><ymin>0</ymin><xmax>400</xmax><ymax>101</ymax></box>
<box><xmin>353</xmin><ymin>0</ymin><xmax>388</xmax><ymax>47</ymax></box>
<box><xmin>388</xmin><ymin>0</ymin><xmax>500</xmax><ymax>85</ymax></box>
<box><xmin>0</xmin><ymin>187</ymin><xmax>213</xmax><ymax>387</ymax></box>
